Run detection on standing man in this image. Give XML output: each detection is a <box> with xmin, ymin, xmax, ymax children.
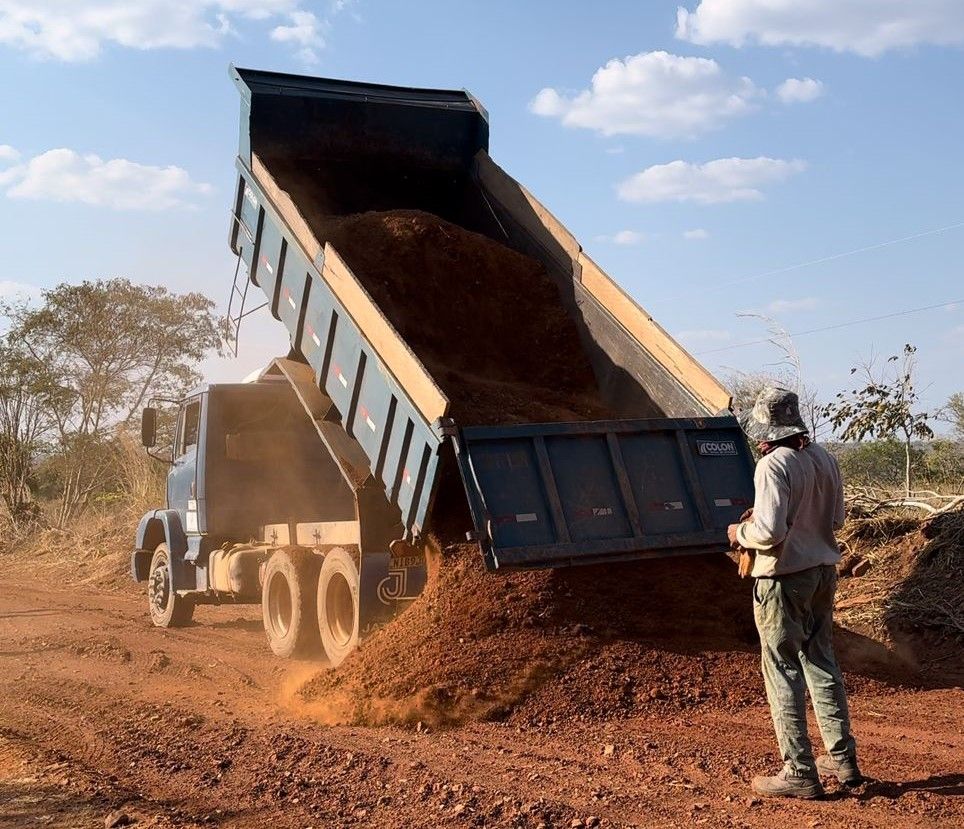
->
<box><xmin>728</xmin><ymin>386</ymin><xmax>861</xmax><ymax>799</ymax></box>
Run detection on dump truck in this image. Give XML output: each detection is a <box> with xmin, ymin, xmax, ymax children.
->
<box><xmin>131</xmin><ymin>67</ymin><xmax>755</xmax><ymax>664</ymax></box>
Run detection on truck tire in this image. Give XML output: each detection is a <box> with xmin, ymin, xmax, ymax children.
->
<box><xmin>262</xmin><ymin>548</ymin><xmax>320</xmax><ymax>659</ymax></box>
<box><xmin>148</xmin><ymin>544</ymin><xmax>195</xmax><ymax>628</ymax></box>
<box><xmin>317</xmin><ymin>547</ymin><xmax>359</xmax><ymax>667</ymax></box>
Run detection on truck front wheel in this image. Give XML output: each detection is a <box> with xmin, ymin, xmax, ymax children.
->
<box><xmin>148</xmin><ymin>544</ymin><xmax>195</xmax><ymax>628</ymax></box>
<box><xmin>317</xmin><ymin>547</ymin><xmax>359</xmax><ymax>667</ymax></box>
<box><xmin>261</xmin><ymin>548</ymin><xmax>320</xmax><ymax>658</ymax></box>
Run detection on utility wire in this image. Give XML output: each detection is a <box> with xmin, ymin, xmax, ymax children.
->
<box><xmin>656</xmin><ymin>219</ymin><xmax>964</xmax><ymax>303</ymax></box>
<box><xmin>696</xmin><ymin>299</ymin><xmax>964</xmax><ymax>355</ymax></box>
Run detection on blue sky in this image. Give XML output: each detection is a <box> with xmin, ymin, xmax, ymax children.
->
<box><xmin>1</xmin><ymin>0</ymin><xmax>962</xmax><ymax>424</ymax></box>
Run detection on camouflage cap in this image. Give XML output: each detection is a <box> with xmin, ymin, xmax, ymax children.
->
<box><xmin>738</xmin><ymin>385</ymin><xmax>808</xmax><ymax>443</ymax></box>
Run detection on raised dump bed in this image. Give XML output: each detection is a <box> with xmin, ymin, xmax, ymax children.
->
<box><xmin>227</xmin><ymin>67</ymin><xmax>753</xmax><ymax>570</ymax></box>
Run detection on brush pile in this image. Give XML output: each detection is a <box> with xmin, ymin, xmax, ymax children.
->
<box><xmin>835</xmin><ymin>508</ymin><xmax>964</xmax><ymax>645</ymax></box>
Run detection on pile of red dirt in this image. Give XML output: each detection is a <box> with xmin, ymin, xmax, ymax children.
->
<box><xmin>296</xmin><ymin>544</ymin><xmax>766</xmax><ymax>729</ymax></box>
<box><xmin>267</xmin><ymin>156</ymin><xmax>609</xmax><ymax>425</ymax></box>
<box><xmin>320</xmin><ymin>209</ymin><xmax>610</xmax><ymax>425</ymax></box>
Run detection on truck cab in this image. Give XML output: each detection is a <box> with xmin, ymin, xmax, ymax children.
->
<box><xmin>131</xmin><ymin>368</ymin><xmax>422</xmax><ymax>664</ymax></box>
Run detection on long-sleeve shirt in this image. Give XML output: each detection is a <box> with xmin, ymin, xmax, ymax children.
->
<box><xmin>736</xmin><ymin>442</ymin><xmax>845</xmax><ymax>578</ymax></box>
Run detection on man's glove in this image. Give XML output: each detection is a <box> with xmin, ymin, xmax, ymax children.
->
<box><xmin>727</xmin><ymin>508</ymin><xmax>755</xmax><ymax>579</ymax></box>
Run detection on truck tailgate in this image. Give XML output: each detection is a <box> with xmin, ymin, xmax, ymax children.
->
<box><xmin>452</xmin><ymin>417</ymin><xmax>754</xmax><ymax>569</ymax></box>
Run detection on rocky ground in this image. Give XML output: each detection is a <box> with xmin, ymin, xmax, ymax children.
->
<box><xmin>1</xmin><ymin>552</ymin><xmax>961</xmax><ymax>829</ymax></box>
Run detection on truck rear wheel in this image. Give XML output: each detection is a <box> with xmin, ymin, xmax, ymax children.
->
<box><xmin>148</xmin><ymin>544</ymin><xmax>194</xmax><ymax>628</ymax></box>
<box><xmin>262</xmin><ymin>548</ymin><xmax>320</xmax><ymax>658</ymax></box>
<box><xmin>317</xmin><ymin>547</ymin><xmax>359</xmax><ymax>667</ymax></box>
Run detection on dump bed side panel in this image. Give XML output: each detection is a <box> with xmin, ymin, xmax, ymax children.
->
<box><xmin>453</xmin><ymin>417</ymin><xmax>754</xmax><ymax>570</ymax></box>
<box><xmin>232</xmin><ymin>161</ymin><xmax>448</xmax><ymax>538</ymax></box>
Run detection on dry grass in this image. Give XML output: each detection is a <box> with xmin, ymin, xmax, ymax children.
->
<box><xmin>23</xmin><ymin>504</ymin><xmax>143</xmax><ymax>589</ymax></box>
<box><xmin>835</xmin><ymin>508</ymin><xmax>964</xmax><ymax>642</ymax></box>
<box><xmin>1</xmin><ymin>434</ymin><xmax>164</xmax><ymax>590</ymax></box>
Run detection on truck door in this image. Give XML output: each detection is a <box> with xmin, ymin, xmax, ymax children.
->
<box><xmin>168</xmin><ymin>396</ymin><xmax>201</xmax><ymax>532</ymax></box>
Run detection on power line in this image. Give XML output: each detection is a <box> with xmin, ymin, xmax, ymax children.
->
<box><xmin>656</xmin><ymin>219</ymin><xmax>964</xmax><ymax>303</ymax></box>
<box><xmin>696</xmin><ymin>298</ymin><xmax>964</xmax><ymax>356</ymax></box>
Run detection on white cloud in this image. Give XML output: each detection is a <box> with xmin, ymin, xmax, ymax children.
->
<box><xmin>618</xmin><ymin>157</ymin><xmax>806</xmax><ymax>204</ymax></box>
<box><xmin>677</xmin><ymin>328</ymin><xmax>732</xmax><ymax>343</ymax></box>
<box><xmin>2</xmin><ymin>148</ymin><xmax>210</xmax><ymax>210</ymax></box>
<box><xmin>776</xmin><ymin>77</ymin><xmax>824</xmax><ymax>103</ymax></box>
<box><xmin>0</xmin><ymin>1</ymin><xmax>349</xmax><ymax>62</ymax></box>
<box><xmin>676</xmin><ymin>0</ymin><xmax>964</xmax><ymax>57</ymax></box>
<box><xmin>0</xmin><ymin>144</ymin><xmax>19</xmax><ymax>162</ymax></box>
<box><xmin>530</xmin><ymin>50</ymin><xmax>762</xmax><ymax>139</ymax></box>
<box><xmin>594</xmin><ymin>230</ymin><xmax>647</xmax><ymax>245</ymax></box>
<box><xmin>683</xmin><ymin>228</ymin><xmax>709</xmax><ymax>240</ymax></box>
<box><xmin>270</xmin><ymin>9</ymin><xmax>323</xmax><ymax>63</ymax></box>
<box><xmin>615</xmin><ymin>230</ymin><xmax>645</xmax><ymax>245</ymax></box>
<box><xmin>763</xmin><ymin>297</ymin><xmax>819</xmax><ymax>314</ymax></box>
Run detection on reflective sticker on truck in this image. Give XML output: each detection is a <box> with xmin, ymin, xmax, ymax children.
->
<box><xmin>358</xmin><ymin>405</ymin><xmax>377</xmax><ymax>432</ymax></box>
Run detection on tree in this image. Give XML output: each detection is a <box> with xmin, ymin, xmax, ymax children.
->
<box><xmin>938</xmin><ymin>392</ymin><xmax>964</xmax><ymax>440</ymax></box>
<box><xmin>0</xmin><ymin>342</ymin><xmax>61</xmax><ymax>532</ymax></box>
<box><xmin>2</xmin><ymin>279</ymin><xmax>227</xmax><ymax>526</ymax></box>
<box><xmin>831</xmin><ymin>439</ymin><xmax>920</xmax><ymax>489</ymax></box>
<box><xmin>823</xmin><ymin>344</ymin><xmax>933</xmax><ymax>496</ymax></box>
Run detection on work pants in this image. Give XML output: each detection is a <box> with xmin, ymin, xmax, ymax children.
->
<box><xmin>753</xmin><ymin>564</ymin><xmax>857</xmax><ymax>776</ymax></box>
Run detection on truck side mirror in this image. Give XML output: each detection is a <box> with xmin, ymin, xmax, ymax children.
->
<box><xmin>141</xmin><ymin>407</ymin><xmax>158</xmax><ymax>448</ymax></box>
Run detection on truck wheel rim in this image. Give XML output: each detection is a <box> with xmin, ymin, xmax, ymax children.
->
<box><xmin>148</xmin><ymin>562</ymin><xmax>169</xmax><ymax>615</ymax></box>
<box><xmin>267</xmin><ymin>572</ymin><xmax>293</xmax><ymax>637</ymax></box>
<box><xmin>325</xmin><ymin>572</ymin><xmax>354</xmax><ymax>648</ymax></box>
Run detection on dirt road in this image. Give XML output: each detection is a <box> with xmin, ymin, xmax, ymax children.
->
<box><xmin>1</xmin><ymin>565</ymin><xmax>961</xmax><ymax>829</ymax></box>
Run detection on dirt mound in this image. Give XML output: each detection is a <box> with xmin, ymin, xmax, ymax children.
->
<box><xmin>296</xmin><ymin>545</ymin><xmax>765</xmax><ymax>729</ymax></box>
<box><xmin>295</xmin><ymin>514</ymin><xmax>941</xmax><ymax>729</ymax></box>
<box><xmin>321</xmin><ymin>209</ymin><xmax>609</xmax><ymax>424</ymax></box>
<box><xmin>835</xmin><ymin>508</ymin><xmax>964</xmax><ymax>683</ymax></box>
<box><xmin>266</xmin><ymin>157</ymin><xmax>610</xmax><ymax>425</ymax></box>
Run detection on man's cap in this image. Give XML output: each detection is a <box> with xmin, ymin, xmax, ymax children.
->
<box><xmin>738</xmin><ymin>385</ymin><xmax>809</xmax><ymax>443</ymax></box>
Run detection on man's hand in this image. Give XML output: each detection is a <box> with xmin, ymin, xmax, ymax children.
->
<box><xmin>727</xmin><ymin>508</ymin><xmax>754</xmax><ymax>549</ymax></box>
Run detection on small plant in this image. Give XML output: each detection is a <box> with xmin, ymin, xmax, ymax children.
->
<box><xmin>823</xmin><ymin>344</ymin><xmax>933</xmax><ymax>497</ymax></box>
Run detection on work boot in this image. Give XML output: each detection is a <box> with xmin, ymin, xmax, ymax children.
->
<box><xmin>816</xmin><ymin>754</ymin><xmax>863</xmax><ymax>786</ymax></box>
<box><xmin>751</xmin><ymin>767</ymin><xmax>824</xmax><ymax>799</ymax></box>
